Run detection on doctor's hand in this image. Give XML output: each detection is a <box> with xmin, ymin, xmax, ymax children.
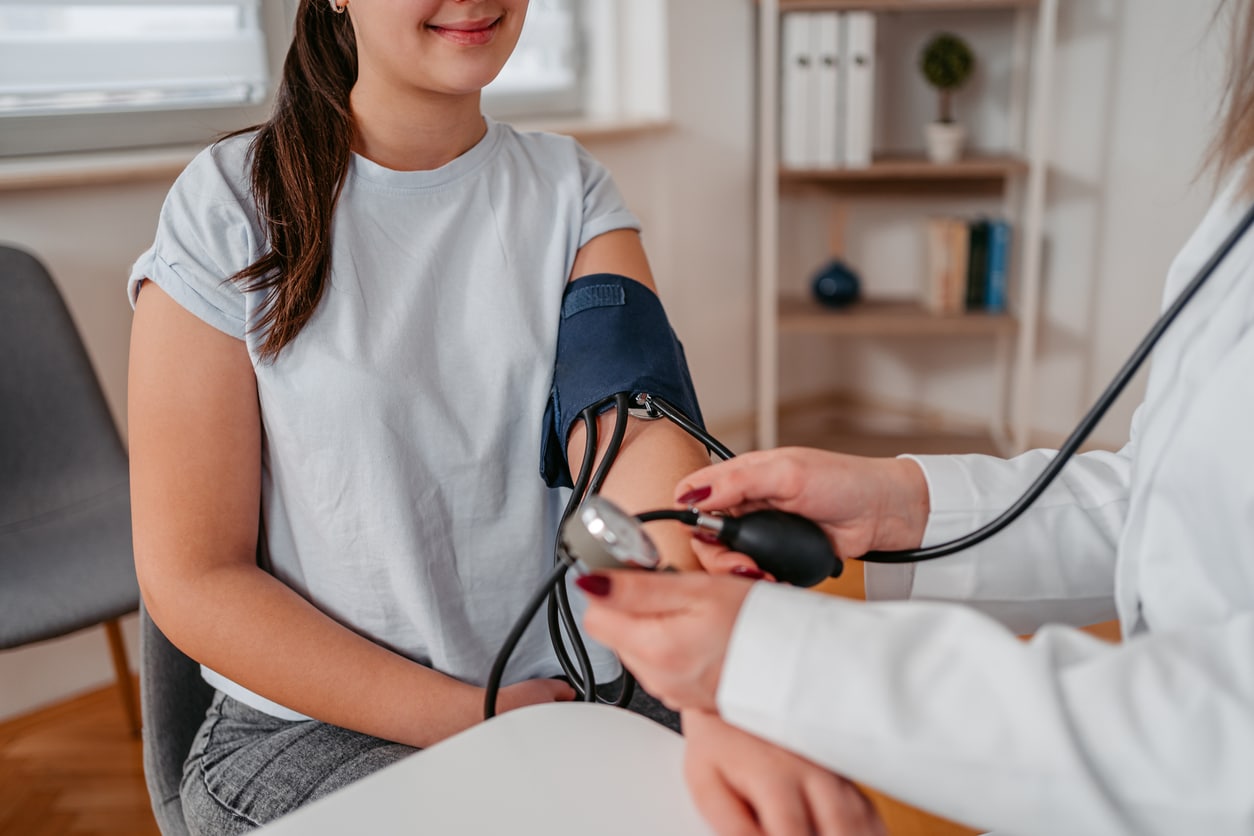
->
<box><xmin>579</xmin><ymin>570</ymin><xmax>752</xmax><ymax>712</ymax></box>
<box><xmin>674</xmin><ymin>448</ymin><xmax>929</xmax><ymax>576</ymax></box>
<box><xmin>683</xmin><ymin>709</ymin><xmax>886</xmax><ymax>836</ymax></box>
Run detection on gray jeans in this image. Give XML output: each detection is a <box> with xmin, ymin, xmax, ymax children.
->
<box><xmin>181</xmin><ymin>683</ymin><xmax>680</xmax><ymax>834</ymax></box>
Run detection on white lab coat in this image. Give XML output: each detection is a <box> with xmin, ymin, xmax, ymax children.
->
<box><xmin>717</xmin><ymin>172</ymin><xmax>1254</xmax><ymax>836</ymax></box>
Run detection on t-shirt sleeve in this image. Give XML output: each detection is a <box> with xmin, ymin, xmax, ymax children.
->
<box><xmin>127</xmin><ymin>142</ymin><xmax>263</xmax><ymax>341</ymax></box>
<box><xmin>573</xmin><ymin>142</ymin><xmax>642</xmax><ymax>248</ymax></box>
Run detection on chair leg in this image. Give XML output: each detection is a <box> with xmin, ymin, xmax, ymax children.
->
<box><xmin>104</xmin><ymin>618</ymin><xmax>142</xmax><ymax>738</ymax></box>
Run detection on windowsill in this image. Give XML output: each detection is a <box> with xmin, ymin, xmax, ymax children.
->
<box><xmin>0</xmin><ymin>117</ymin><xmax>674</xmax><ymax>192</ymax></box>
<box><xmin>0</xmin><ymin>145</ymin><xmax>203</xmax><ymax>192</ymax></box>
<box><xmin>512</xmin><ymin>116</ymin><xmax>675</xmax><ymax>143</ymax></box>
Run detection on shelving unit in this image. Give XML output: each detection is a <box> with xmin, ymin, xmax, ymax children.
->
<box><xmin>755</xmin><ymin>0</ymin><xmax>1057</xmax><ymax>453</ymax></box>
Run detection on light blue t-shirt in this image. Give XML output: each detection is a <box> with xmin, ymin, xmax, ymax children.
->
<box><xmin>129</xmin><ymin>118</ymin><xmax>640</xmax><ymax>719</ymax></box>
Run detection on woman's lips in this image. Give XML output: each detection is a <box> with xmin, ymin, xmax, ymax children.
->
<box><xmin>428</xmin><ymin>17</ymin><xmax>500</xmax><ymax>47</ymax></box>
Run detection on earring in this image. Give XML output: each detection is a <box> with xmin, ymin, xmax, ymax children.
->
<box><xmin>331</xmin><ymin>1</ymin><xmax>347</xmax><ymax>13</ymax></box>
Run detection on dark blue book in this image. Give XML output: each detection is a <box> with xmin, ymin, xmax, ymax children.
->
<box><xmin>985</xmin><ymin>219</ymin><xmax>1012</xmax><ymax>313</ymax></box>
<box><xmin>965</xmin><ymin>219</ymin><xmax>991</xmax><ymax>311</ymax></box>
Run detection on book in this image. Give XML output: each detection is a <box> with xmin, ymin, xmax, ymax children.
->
<box><xmin>984</xmin><ymin>218</ymin><xmax>1012</xmax><ymax>313</ymax></box>
<box><xmin>946</xmin><ymin>217</ymin><xmax>970</xmax><ymax>314</ymax></box>
<box><xmin>965</xmin><ymin>218</ymin><xmax>991</xmax><ymax>310</ymax></box>
<box><xmin>923</xmin><ymin>215</ymin><xmax>970</xmax><ymax>315</ymax></box>
<box><xmin>813</xmin><ymin>12</ymin><xmax>845</xmax><ymax>168</ymax></box>
<box><xmin>842</xmin><ymin>11</ymin><xmax>876</xmax><ymax>168</ymax></box>
<box><xmin>781</xmin><ymin>12</ymin><xmax>818</xmax><ymax>168</ymax></box>
<box><xmin>923</xmin><ymin>217</ymin><xmax>950</xmax><ymax>314</ymax></box>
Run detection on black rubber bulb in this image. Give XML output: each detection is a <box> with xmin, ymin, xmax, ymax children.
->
<box><xmin>716</xmin><ymin>511</ymin><xmax>841</xmax><ymax>587</ymax></box>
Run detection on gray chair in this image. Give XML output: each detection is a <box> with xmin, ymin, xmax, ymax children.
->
<box><xmin>0</xmin><ymin>243</ymin><xmax>142</xmax><ymax>726</ymax></box>
<box><xmin>0</xmin><ymin>244</ymin><xmax>214</xmax><ymax>835</ymax></box>
<box><xmin>140</xmin><ymin>601</ymin><xmax>214</xmax><ymax>836</ymax></box>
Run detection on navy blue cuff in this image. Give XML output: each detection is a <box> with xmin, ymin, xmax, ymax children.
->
<box><xmin>540</xmin><ymin>273</ymin><xmax>705</xmax><ymax>489</ymax></box>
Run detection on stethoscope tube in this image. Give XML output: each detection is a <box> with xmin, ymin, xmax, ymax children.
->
<box><xmin>861</xmin><ymin>199</ymin><xmax>1254</xmax><ymax>564</ymax></box>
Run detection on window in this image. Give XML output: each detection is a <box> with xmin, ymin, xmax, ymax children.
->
<box><xmin>0</xmin><ymin>0</ymin><xmax>660</xmax><ymax>159</ymax></box>
<box><xmin>0</xmin><ymin>0</ymin><xmax>291</xmax><ymax>157</ymax></box>
<box><xmin>484</xmin><ymin>0</ymin><xmax>582</xmax><ymax>120</ymax></box>
<box><xmin>0</xmin><ymin>3</ymin><xmax>269</xmax><ymax>117</ymax></box>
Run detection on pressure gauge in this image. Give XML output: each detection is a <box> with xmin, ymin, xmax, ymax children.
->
<box><xmin>560</xmin><ymin>495</ymin><xmax>660</xmax><ymax>573</ymax></box>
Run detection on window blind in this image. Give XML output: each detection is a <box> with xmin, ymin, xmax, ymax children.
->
<box><xmin>0</xmin><ymin>1</ymin><xmax>268</xmax><ymax>117</ymax></box>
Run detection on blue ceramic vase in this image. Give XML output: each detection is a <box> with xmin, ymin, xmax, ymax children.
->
<box><xmin>810</xmin><ymin>259</ymin><xmax>861</xmax><ymax>308</ymax></box>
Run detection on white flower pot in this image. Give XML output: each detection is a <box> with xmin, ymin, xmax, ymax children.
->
<box><xmin>925</xmin><ymin>122</ymin><xmax>966</xmax><ymax>164</ymax></box>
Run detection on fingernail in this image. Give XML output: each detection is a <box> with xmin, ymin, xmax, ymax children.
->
<box><xmin>693</xmin><ymin>530</ymin><xmax>721</xmax><ymax>545</ymax></box>
<box><xmin>677</xmin><ymin>486</ymin><xmax>712</xmax><ymax>505</ymax></box>
<box><xmin>575</xmin><ymin>573</ymin><xmax>611</xmax><ymax>597</ymax></box>
<box><xmin>730</xmin><ymin>566</ymin><xmax>766</xmax><ymax>580</ymax></box>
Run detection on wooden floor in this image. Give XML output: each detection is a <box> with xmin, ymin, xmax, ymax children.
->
<box><xmin>0</xmin><ymin>680</ymin><xmax>159</xmax><ymax>836</ymax></box>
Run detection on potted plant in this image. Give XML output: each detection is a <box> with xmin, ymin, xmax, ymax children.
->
<box><xmin>919</xmin><ymin>32</ymin><xmax>975</xmax><ymax>163</ymax></box>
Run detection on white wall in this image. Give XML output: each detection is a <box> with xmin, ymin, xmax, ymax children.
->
<box><xmin>0</xmin><ymin>0</ymin><xmax>1227</xmax><ymax>717</ymax></box>
<box><xmin>594</xmin><ymin>0</ymin><xmax>757</xmax><ymax>443</ymax></box>
<box><xmin>1037</xmin><ymin>0</ymin><xmax>1225</xmax><ymax>445</ymax></box>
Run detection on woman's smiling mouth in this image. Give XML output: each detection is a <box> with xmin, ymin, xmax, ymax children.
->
<box><xmin>427</xmin><ymin>16</ymin><xmax>502</xmax><ymax>47</ymax></box>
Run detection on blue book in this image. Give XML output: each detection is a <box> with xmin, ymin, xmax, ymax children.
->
<box><xmin>984</xmin><ymin>219</ymin><xmax>1012</xmax><ymax>313</ymax></box>
<box><xmin>964</xmin><ymin>219</ymin><xmax>990</xmax><ymax>311</ymax></box>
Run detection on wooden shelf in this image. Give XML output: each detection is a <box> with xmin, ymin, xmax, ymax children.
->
<box><xmin>779</xmin><ymin>0</ymin><xmax>1037</xmax><ymax>12</ymax></box>
<box><xmin>778</xmin><ymin>296</ymin><xmax>1017</xmax><ymax>337</ymax></box>
<box><xmin>781</xmin><ymin>153</ymin><xmax>1028</xmax><ymax>184</ymax></box>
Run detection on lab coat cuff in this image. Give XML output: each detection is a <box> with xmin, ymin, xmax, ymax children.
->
<box><xmin>899</xmin><ymin>454</ymin><xmax>988</xmax><ymax>548</ymax></box>
<box><xmin>717</xmin><ymin>583</ymin><xmax>855</xmax><ymax>733</ymax></box>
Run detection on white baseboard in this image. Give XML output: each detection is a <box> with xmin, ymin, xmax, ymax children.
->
<box><xmin>0</xmin><ymin>612</ymin><xmax>139</xmax><ymax>722</ymax></box>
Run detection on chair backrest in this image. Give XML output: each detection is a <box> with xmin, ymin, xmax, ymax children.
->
<box><xmin>0</xmin><ymin>244</ymin><xmax>128</xmax><ymax>528</ymax></box>
<box><xmin>0</xmin><ymin>244</ymin><xmax>140</xmax><ymax>650</ymax></box>
<box><xmin>140</xmin><ymin>602</ymin><xmax>215</xmax><ymax>836</ymax></box>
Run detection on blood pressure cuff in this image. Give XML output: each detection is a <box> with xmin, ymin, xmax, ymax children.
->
<box><xmin>541</xmin><ymin>273</ymin><xmax>705</xmax><ymax>489</ymax></box>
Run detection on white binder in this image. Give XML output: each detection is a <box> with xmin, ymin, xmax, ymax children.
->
<box><xmin>813</xmin><ymin>12</ymin><xmax>845</xmax><ymax>169</ymax></box>
<box><xmin>780</xmin><ymin>11</ymin><xmax>817</xmax><ymax>168</ymax></box>
<box><xmin>843</xmin><ymin>11</ymin><xmax>876</xmax><ymax>168</ymax></box>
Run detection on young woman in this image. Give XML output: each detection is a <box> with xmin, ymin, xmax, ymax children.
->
<box><xmin>127</xmin><ymin>1</ymin><xmax>726</xmax><ymax>831</ymax></box>
<box><xmin>581</xmin><ymin>2</ymin><xmax>1254</xmax><ymax>834</ymax></box>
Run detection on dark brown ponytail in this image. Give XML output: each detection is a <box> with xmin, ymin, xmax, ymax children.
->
<box><xmin>228</xmin><ymin>1</ymin><xmax>357</xmax><ymax>359</ymax></box>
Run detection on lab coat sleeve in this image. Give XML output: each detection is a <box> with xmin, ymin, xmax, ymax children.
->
<box><xmin>864</xmin><ymin>441</ymin><xmax>1136</xmax><ymax>633</ymax></box>
<box><xmin>718</xmin><ymin>582</ymin><xmax>1254</xmax><ymax>836</ymax></box>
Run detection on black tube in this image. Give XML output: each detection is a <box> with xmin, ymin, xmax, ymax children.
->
<box><xmin>860</xmin><ymin>200</ymin><xmax>1254</xmax><ymax>565</ymax></box>
<box><xmin>483</xmin><ymin>562</ymin><xmax>571</xmax><ymax>719</ymax></box>
<box><xmin>645</xmin><ymin>394</ymin><xmax>736</xmax><ymax>461</ymax></box>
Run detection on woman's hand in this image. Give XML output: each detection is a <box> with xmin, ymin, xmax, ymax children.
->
<box><xmin>683</xmin><ymin>709</ymin><xmax>886</xmax><ymax>836</ymax></box>
<box><xmin>493</xmin><ymin>678</ymin><xmax>576</xmax><ymax>714</ymax></box>
<box><xmin>675</xmin><ymin>448</ymin><xmax>930</xmax><ymax>575</ymax></box>
<box><xmin>580</xmin><ymin>570</ymin><xmax>753</xmax><ymax>712</ymax></box>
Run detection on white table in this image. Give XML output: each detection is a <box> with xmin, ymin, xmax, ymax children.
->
<box><xmin>257</xmin><ymin>701</ymin><xmax>713</xmax><ymax>834</ymax></box>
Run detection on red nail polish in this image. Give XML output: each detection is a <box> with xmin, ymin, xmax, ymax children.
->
<box><xmin>693</xmin><ymin>530</ymin><xmax>721</xmax><ymax>545</ymax></box>
<box><xmin>575</xmin><ymin>573</ymin><xmax>611</xmax><ymax>597</ymax></box>
<box><xmin>730</xmin><ymin>565</ymin><xmax>765</xmax><ymax>580</ymax></box>
<box><xmin>677</xmin><ymin>486</ymin><xmax>712</xmax><ymax>505</ymax></box>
